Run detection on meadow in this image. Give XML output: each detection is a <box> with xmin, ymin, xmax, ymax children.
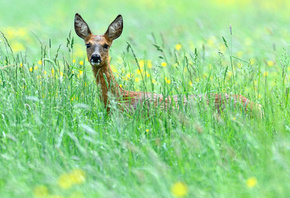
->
<box><xmin>0</xmin><ymin>0</ymin><xmax>290</xmax><ymax>197</ymax></box>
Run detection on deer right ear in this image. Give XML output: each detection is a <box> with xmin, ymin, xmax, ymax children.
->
<box><xmin>74</xmin><ymin>13</ymin><xmax>92</xmax><ymax>40</ymax></box>
<box><xmin>104</xmin><ymin>15</ymin><xmax>123</xmax><ymax>41</ymax></box>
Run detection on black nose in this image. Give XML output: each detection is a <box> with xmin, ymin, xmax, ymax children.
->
<box><xmin>90</xmin><ymin>54</ymin><xmax>101</xmax><ymax>64</ymax></box>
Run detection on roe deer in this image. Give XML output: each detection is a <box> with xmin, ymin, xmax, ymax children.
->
<box><xmin>74</xmin><ymin>13</ymin><xmax>261</xmax><ymax>115</ymax></box>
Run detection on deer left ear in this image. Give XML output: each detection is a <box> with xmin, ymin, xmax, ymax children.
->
<box><xmin>105</xmin><ymin>15</ymin><xmax>123</xmax><ymax>40</ymax></box>
<box><xmin>74</xmin><ymin>13</ymin><xmax>92</xmax><ymax>40</ymax></box>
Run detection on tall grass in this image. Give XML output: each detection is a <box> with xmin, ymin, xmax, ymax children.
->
<box><xmin>1</xmin><ymin>27</ymin><xmax>290</xmax><ymax>197</ymax></box>
<box><xmin>1</xmin><ymin>1</ymin><xmax>290</xmax><ymax>197</ymax></box>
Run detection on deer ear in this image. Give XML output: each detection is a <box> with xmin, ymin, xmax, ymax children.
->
<box><xmin>74</xmin><ymin>13</ymin><xmax>92</xmax><ymax>40</ymax></box>
<box><xmin>105</xmin><ymin>15</ymin><xmax>123</xmax><ymax>40</ymax></box>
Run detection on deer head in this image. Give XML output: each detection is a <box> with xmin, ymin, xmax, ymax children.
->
<box><xmin>74</xmin><ymin>13</ymin><xmax>123</xmax><ymax>68</ymax></box>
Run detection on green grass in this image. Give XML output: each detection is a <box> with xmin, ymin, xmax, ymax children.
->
<box><xmin>0</xmin><ymin>0</ymin><xmax>290</xmax><ymax>197</ymax></box>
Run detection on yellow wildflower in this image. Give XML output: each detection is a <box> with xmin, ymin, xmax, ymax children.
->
<box><xmin>161</xmin><ymin>62</ymin><xmax>167</xmax><ymax>67</ymax></box>
<box><xmin>123</xmin><ymin>73</ymin><xmax>133</xmax><ymax>81</ymax></box>
<box><xmin>139</xmin><ymin>60</ymin><xmax>145</xmax><ymax>68</ymax></box>
<box><xmin>73</xmin><ymin>44</ymin><xmax>86</xmax><ymax>57</ymax></box>
<box><xmin>236</xmin><ymin>51</ymin><xmax>243</xmax><ymax>58</ymax></box>
<box><xmin>73</xmin><ymin>59</ymin><xmax>76</xmax><ymax>64</ymax></box>
<box><xmin>165</xmin><ymin>77</ymin><xmax>171</xmax><ymax>84</ymax></box>
<box><xmin>69</xmin><ymin>191</ymin><xmax>85</xmax><ymax>198</ymax></box>
<box><xmin>135</xmin><ymin>77</ymin><xmax>140</xmax><ymax>82</ymax></box>
<box><xmin>189</xmin><ymin>41</ymin><xmax>195</xmax><ymax>50</ymax></box>
<box><xmin>170</xmin><ymin>182</ymin><xmax>188</xmax><ymax>197</ymax></box>
<box><xmin>263</xmin><ymin>71</ymin><xmax>269</xmax><ymax>77</ymax></box>
<box><xmin>245</xmin><ymin>37</ymin><xmax>253</xmax><ymax>46</ymax></box>
<box><xmin>152</xmin><ymin>79</ymin><xmax>157</xmax><ymax>84</ymax></box>
<box><xmin>145</xmin><ymin>129</ymin><xmax>149</xmax><ymax>132</ymax></box>
<box><xmin>20</xmin><ymin>63</ymin><xmax>23</xmax><ymax>67</ymax></box>
<box><xmin>219</xmin><ymin>43</ymin><xmax>227</xmax><ymax>53</ymax></box>
<box><xmin>34</xmin><ymin>66</ymin><xmax>38</xmax><ymax>70</ymax></box>
<box><xmin>58</xmin><ymin>174</ymin><xmax>73</xmax><ymax>190</ymax></box>
<box><xmin>78</xmin><ymin>70</ymin><xmax>83</xmax><ymax>75</ymax></box>
<box><xmin>267</xmin><ymin>60</ymin><xmax>274</xmax><ymax>67</ymax></box>
<box><xmin>79</xmin><ymin>61</ymin><xmax>84</xmax><ymax>66</ymax></box>
<box><xmin>11</xmin><ymin>42</ymin><xmax>25</xmax><ymax>52</ymax></box>
<box><xmin>58</xmin><ymin>169</ymin><xmax>85</xmax><ymax>189</ymax></box>
<box><xmin>146</xmin><ymin>72</ymin><xmax>150</xmax><ymax>77</ymax></box>
<box><xmin>246</xmin><ymin>177</ymin><xmax>257</xmax><ymax>188</ymax></box>
<box><xmin>49</xmin><ymin>195</ymin><xmax>64</xmax><ymax>198</ymax></box>
<box><xmin>29</xmin><ymin>67</ymin><xmax>33</xmax><ymax>72</ymax></box>
<box><xmin>38</xmin><ymin>60</ymin><xmax>42</xmax><ymax>65</ymax></box>
<box><xmin>207</xmin><ymin>37</ymin><xmax>215</xmax><ymax>47</ymax></box>
<box><xmin>175</xmin><ymin>44</ymin><xmax>182</xmax><ymax>51</ymax></box>
<box><xmin>111</xmin><ymin>65</ymin><xmax>117</xmax><ymax>73</ymax></box>
<box><xmin>69</xmin><ymin>169</ymin><xmax>86</xmax><ymax>185</ymax></box>
<box><xmin>249</xmin><ymin>58</ymin><xmax>256</xmax><ymax>65</ymax></box>
<box><xmin>33</xmin><ymin>185</ymin><xmax>49</xmax><ymax>198</ymax></box>
<box><xmin>147</xmin><ymin>60</ymin><xmax>152</xmax><ymax>68</ymax></box>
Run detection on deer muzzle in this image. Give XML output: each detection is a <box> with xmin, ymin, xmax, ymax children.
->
<box><xmin>90</xmin><ymin>54</ymin><xmax>102</xmax><ymax>66</ymax></box>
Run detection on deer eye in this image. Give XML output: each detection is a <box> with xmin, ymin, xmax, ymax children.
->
<box><xmin>85</xmin><ymin>43</ymin><xmax>91</xmax><ymax>48</ymax></box>
<box><xmin>103</xmin><ymin>44</ymin><xmax>109</xmax><ymax>49</ymax></box>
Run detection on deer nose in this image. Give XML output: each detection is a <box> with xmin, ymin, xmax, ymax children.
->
<box><xmin>90</xmin><ymin>54</ymin><xmax>102</xmax><ymax>64</ymax></box>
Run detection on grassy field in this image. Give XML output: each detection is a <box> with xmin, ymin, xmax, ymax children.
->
<box><xmin>0</xmin><ymin>0</ymin><xmax>290</xmax><ymax>197</ymax></box>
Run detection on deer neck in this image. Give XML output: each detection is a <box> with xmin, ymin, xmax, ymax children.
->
<box><xmin>92</xmin><ymin>59</ymin><xmax>124</xmax><ymax>107</ymax></box>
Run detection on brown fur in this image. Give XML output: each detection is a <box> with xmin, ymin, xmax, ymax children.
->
<box><xmin>74</xmin><ymin>14</ymin><xmax>261</xmax><ymax>115</ymax></box>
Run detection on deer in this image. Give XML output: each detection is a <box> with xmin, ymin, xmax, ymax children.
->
<box><xmin>74</xmin><ymin>13</ymin><xmax>262</xmax><ymax>116</ymax></box>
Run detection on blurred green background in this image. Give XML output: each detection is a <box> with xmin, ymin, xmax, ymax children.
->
<box><xmin>0</xmin><ymin>0</ymin><xmax>289</xmax><ymax>59</ymax></box>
